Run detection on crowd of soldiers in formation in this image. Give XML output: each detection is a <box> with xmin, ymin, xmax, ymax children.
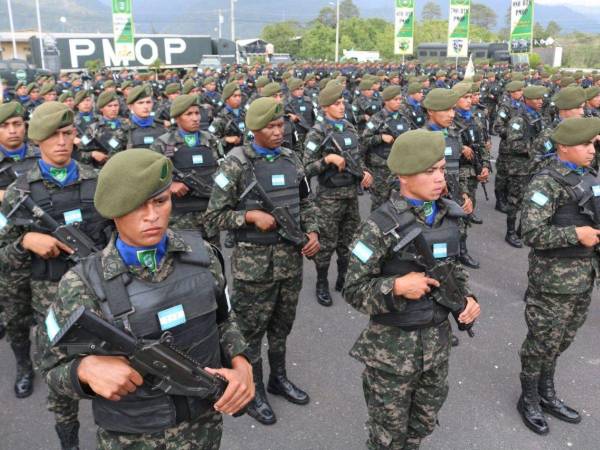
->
<box><xmin>0</xmin><ymin>59</ymin><xmax>599</xmax><ymax>449</ymax></box>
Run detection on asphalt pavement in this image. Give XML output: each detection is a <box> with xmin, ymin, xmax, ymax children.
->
<box><xmin>0</xmin><ymin>137</ymin><xmax>599</xmax><ymax>450</ymax></box>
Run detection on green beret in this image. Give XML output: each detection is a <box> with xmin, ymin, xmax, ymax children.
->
<box><xmin>511</xmin><ymin>72</ymin><xmax>525</xmax><ymax>81</ymax></box>
<box><xmin>554</xmin><ymin>86</ymin><xmax>586</xmax><ymax>110</ymax></box>
<box><xmin>472</xmin><ymin>74</ymin><xmax>483</xmax><ymax>82</ymax></box>
<box><xmin>452</xmin><ymin>82</ymin><xmax>472</xmax><ymax>98</ymax></box>
<box><xmin>182</xmin><ymin>79</ymin><xmax>196</xmax><ymax>95</ymax></box>
<box><xmin>382</xmin><ymin>86</ymin><xmax>402</xmax><ymax>102</ymax></box>
<box><xmin>95</xmin><ymin>149</ymin><xmax>173</xmax><ymax>219</ymax></box>
<box><xmin>127</xmin><ymin>85</ymin><xmax>153</xmax><ymax>104</ymax></box>
<box><xmin>318</xmin><ymin>77</ymin><xmax>331</xmax><ymax>90</ymax></box>
<box><xmin>423</xmin><ymin>88</ymin><xmax>459</xmax><ymax>111</ymax></box>
<box><xmin>551</xmin><ymin>117</ymin><xmax>600</xmax><ymax>146</ymax></box>
<box><xmin>103</xmin><ymin>80</ymin><xmax>115</xmax><ymax>89</ymax></box>
<box><xmin>288</xmin><ymin>78</ymin><xmax>303</xmax><ymax>92</ymax></box>
<box><xmin>262</xmin><ymin>82</ymin><xmax>282</xmax><ymax>97</ymax></box>
<box><xmin>121</xmin><ymin>80</ymin><xmax>133</xmax><ymax>90</ymax></box>
<box><xmin>165</xmin><ymin>82</ymin><xmax>181</xmax><ymax>95</ymax></box>
<box><xmin>26</xmin><ymin>83</ymin><xmax>38</xmax><ymax>94</ymax></box>
<box><xmin>97</xmin><ymin>91</ymin><xmax>118</xmax><ymax>109</ymax></box>
<box><xmin>585</xmin><ymin>86</ymin><xmax>600</xmax><ymax>101</ymax></box>
<box><xmin>325</xmin><ymin>80</ymin><xmax>341</xmax><ymax>89</ymax></box>
<box><xmin>593</xmin><ymin>75</ymin><xmax>600</xmax><ymax>83</ymax></box>
<box><xmin>28</xmin><ymin>102</ymin><xmax>74</xmax><ymax>142</ymax></box>
<box><xmin>202</xmin><ymin>76</ymin><xmax>216</xmax><ymax>87</ymax></box>
<box><xmin>0</xmin><ymin>102</ymin><xmax>25</xmax><ymax>124</ymax></box>
<box><xmin>551</xmin><ymin>74</ymin><xmax>561</xmax><ymax>82</ymax></box>
<box><xmin>221</xmin><ymin>81</ymin><xmax>240</xmax><ymax>101</ymax></box>
<box><xmin>560</xmin><ymin>77</ymin><xmax>575</xmax><ymax>88</ymax></box>
<box><xmin>387</xmin><ymin>130</ymin><xmax>445</xmax><ymax>176</ymax></box>
<box><xmin>389</xmin><ymin>71</ymin><xmax>400</xmax><ymax>79</ymax></box>
<box><xmin>359</xmin><ymin>79</ymin><xmax>375</xmax><ymax>91</ymax></box>
<box><xmin>523</xmin><ymin>85</ymin><xmax>547</xmax><ymax>100</ymax></box>
<box><xmin>304</xmin><ymin>73</ymin><xmax>316</xmax><ymax>82</ymax></box>
<box><xmin>470</xmin><ymin>82</ymin><xmax>481</xmax><ymax>94</ymax></box>
<box><xmin>74</xmin><ymin>90</ymin><xmax>92</xmax><ymax>106</ymax></box>
<box><xmin>505</xmin><ymin>81</ymin><xmax>525</xmax><ymax>93</ymax></box>
<box><xmin>282</xmin><ymin>72</ymin><xmax>292</xmax><ymax>81</ymax></box>
<box><xmin>170</xmin><ymin>94</ymin><xmax>199</xmax><ymax>118</ymax></box>
<box><xmin>331</xmin><ymin>71</ymin><xmax>341</xmax><ymax>79</ymax></box>
<box><xmin>319</xmin><ymin>83</ymin><xmax>344</xmax><ymax>107</ymax></box>
<box><xmin>376</xmin><ymin>70</ymin><xmax>386</xmax><ymax>77</ymax></box>
<box><xmin>407</xmin><ymin>82</ymin><xmax>423</xmax><ymax>95</ymax></box>
<box><xmin>246</xmin><ymin>97</ymin><xmax>284</xmax><ymax>131</ymax></box>
<box><xmin>255</xmin><ymin>76</ymin><xmax>270</xmax><ymax>89</ymax></box>
<box><xmin>15</xmin><ymin>81</ymin><xmax>26</xmax><ymax>90</ymax></box>
<box><xmin>436</xmin><ymin>70</ymin><xmax>447</xmax><ymax>77</ymax></box>
<box><xmin>58</xmin><ymin>91</ymin><xmax>73</xmax><ymax>103</ymax></box>
<box><xmin>39</xmin><ymin>83</ymin><xmax>56</xmax><ymax>96</ymax></box>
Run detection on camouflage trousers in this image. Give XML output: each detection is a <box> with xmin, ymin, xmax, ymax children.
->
<box><xmin>0</xmin><ymin>271</ymin><xmax>33</xmax><ymax>345</ymax></box>
<box><xmin>231</xmin><ymin>275</ymin><xmax>303</xmax><ymax>364</ymax></box>
<box><xmin>520</xmin><ymin>287</ymin><xmax>593</xmax><ymax>378</ymax></box>
<box><xmin>169</xmin><ymin>211</ymin><xmax>220</xmax><ymax>248</ymax></box>
<box><xmin>312</xmin><ymin>195</ymin><xmax>360</xmax><ymax>271</ymax></box>
<box><xmin>494</xmin><ymin>152</ymin><xmax>509</xmax><ymax>197</ymax></box>
<box><xmin>368</xmin><ymin>165</ymin><xmax>393</xmax><ymax>212</ymax></box>
<box><xmin>361</xmin><ymin>322</ymin><xmax>451</xmax><ymax>450</ymax></box>
<box><xmin>505</xmin><ymin>174</ymin><xmax>529</xmax><ymax>222</ymax></box>
<box><xmin>96</xmin><ymin>412</ymin><xmax>223</xmax><ymax>450</ymax></box>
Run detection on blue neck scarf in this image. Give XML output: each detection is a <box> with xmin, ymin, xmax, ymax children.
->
<box><xmin>18</xmin><ymin>95</ymin><xmax>30</xmax><ymax>103</ymax></box>
<box><xmin>407</xmin><ymin>96</ymin><xmax>421</xmax><ymax>110</ymax></box>
<box><xmin>0</xmin><ymin>143</ymin><xmax>27</xmax><ymax>161</ymax></box>
<box><xmin>252</xmin><ymin>143</ymin><xmax>281</xmax><ymax>160</ymax></box>
<box><xmin>427</xmin><ymin>122</ymin><xmax>448</xmax><ymax>137</ymax></box>
<box><xmin>325</xmin><ymin>117</ymin><xmax>345</xmax><ymax>132</ymax></box>
<box><xmin>205</xmin><ymin>90</ymin><xmax>217</xmax><ymax>98</ymax></box>
<box><xmin>455</xmin><ymin>108</ymin><xmax>472</xmax><ymax>121</ymax></box>
<box><xmin>384</xmin><ymin>107</ymin><xmax>399</xmax><ymax>119</ymax></box>
<box><xmin>524</xmin><ymin>104</ymin><xmax>540</xmax><ymax>119</ymax></box>
<box><xmin>79</xmin><ymin>111</ymin><xmax>93</xmax><ymax>119</ymax></box>
<box><xmin>116</xmin><ymin>234</ymin><xmax>168</xmax><ymax>271</ymax></box>
<box><xmin>178</xmin><ymin>128</ymin><xmax>200</xmax><ymax>147</ymax></box>
<box><xmin>558</xmin><ymin>156</ymin><xmax>586</xmax><ymax>175</ymax></box>
<box><xmin>406</xmin><ymin>197</ymin><xmax>438</xmax><ymax>226</ymax></box>
<box><xmin>104</xmin><ymin>118</ymin><xmax>121</xmax><ymax>129</ymax></box>
<box><xmin>225</xmin><ymin>105</ymin><xmax>240</xmax><ymax>117</ymax></box>
<box><xmin>131</xmin><ymin>114</ymin><xmax>154</xmax><ymax>128</ymax></box>
<box><xmin>38</xmin><ymin>159</ymin><xmax>78</xmax><ymax>187</ymax></box>
<box><xmin>511</xmin><ymin>99</ymin><xmax>522</xmax><ymax>110</ymax></box>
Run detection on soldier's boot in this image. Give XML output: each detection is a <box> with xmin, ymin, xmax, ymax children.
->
<box><xmin>517</xmin><ymin>374</ymin><xmax>549</xmax><ymax>435</ymax></box>
<box><xmin>246</xmin><ymin>360</ymin><xmax>276</xmax><ymax>425</ymax></box>
<box><xmin>55</xmin><ymin>421</ymin><xmax>80</xmax><ymax>450</ymax></box>
<box><xmin>458</xmin><ymin>238</ymin><xmax>480</xmax><ymax>269</ymax></box>
<box><xmin>495</xmin><ymin>190</ymin><xmax>509</xmax><ymax>213</ymax></box>
<box><xmin>224</xmin><ymin>231</ymin><xmax>235</xmax><ymax>249</ymax></box>
<box><xmin>505</xmin><ymin>217</ymin><xmax>523</xmax><ymax>248</ymax></box>
<box><xmin>539</xmin><ymin>364</ymin><xmax>581</xmax><ymax>423</ymax></box>
<box><xmin>470</xmin><ymin>213</ymin><xmax>483</xmax><ymax>225</ymax></box>
<box><xmin>0</xmin><ymin>321</ymin><xmax>5</xmax><ymax>340</ymax></box>
<box><xmin>334</xmin><ymin>258</ymin><xmax>348</xmax><ymax>292</ymax></box>
<box><xmin>11</xmin><ymin>341</ymin><xmax>34</xmax><ymax>398</ymax></box>
<box><xmin>451</xmin><ymin>334</ymin><xmax>460</xmax><ymax>347</ymax></box>
<box><xmin>267</xmin><ymin>351</ymin><xmax>309</xmax><ymax>405</ymax></box>
<box><xmin>316</xmin><ymin>267</ymin><xmax>332</xmax><ymax>307</ymax></box>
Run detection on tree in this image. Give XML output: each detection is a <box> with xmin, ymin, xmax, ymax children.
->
<box><xmin>340</xmin><ymin>0</ymin><xmax>360</xmax><ymax>20</ymax></box>
<box><xmin>471</xmin><ymin>3</ymin><xmax>497</xmax><ymax>30</ymax></box>
<box><xmin>422</xmin><ymin>1</ymin><xmax>442</xmax><ymax>21</ymax></box>
<box><xmin>545</xmin><ymin>21</ymin><xmax>561</xmax><ymax>38</ymax></box>
<box><xmin>261</xmin><ymin>21</ymin><xmax>302</xmax><ymax>55</ymax></box>
<box><xmin>534</xmin><ymin>21</ymin><xmax>547</xmax><ymax>41</ymax></box>
<box><xmin>84</xmin><ymin>59</ymin><xmax>102</xmax><ymax>74</ymax></box>
<box><xmin>316</xmin><ymin>6</ymin><xmax>336</xmax><ymax>27</ymax></box>
<box><xmin>315</xmin><ymin>0</ymin><xmax>359</xmax><ymax>27</ymax></box>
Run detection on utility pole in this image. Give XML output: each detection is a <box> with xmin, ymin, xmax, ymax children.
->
<box><xmin>35</xmin><ymin>0</ymin><xmax>45</xmax><ymax>69</ymax></box>
<box><xmin>218</xmin><ymin>9</ymin><xmax>223</xmax><ymax>39</ymax></box>
<box><xmin>335</xmin><ymin>0</ymin><xmax>340</xmax><ymax>63</ymax></box>
<box><xmin>6</xmin><ymin>0</ymin><xmax>18</xmax><ymax>59</ymax></box>
<box><xmin>230</xmin><ymin>0</ymin><xmax>238</xmax><ymax>64</ymax></box>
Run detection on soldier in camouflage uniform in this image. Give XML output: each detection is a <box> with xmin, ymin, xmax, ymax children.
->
<box><xmin>208</xmin><ymin>81</ymin><xmax>250</xmax><ymax>156</ymax></box>
<box><xmin>257</xmin><ymin>82</ymin><xmax>300</xmax><ymax>154</ymax></box>
<box><xmin>0</xmin><ymin>102</ymin><xmax>113</xmax><ymax>449</ymax></box>
<box><xmin>398</xmin><ymin>82</ymin><xmax>426</xmax><ymax>130</ymax></box>
<box><xmin>154</xmin><ymin>82</ymin><xmax>181</xmax><ymax>129</ymax></box>
<box><xmin>73</xmin><ymin>90</ymin><xmax>99</xmax><ymax>138</ymax></box>
<box><xmin>40</xmin><ymin>149</ymin><xmax>253</xmax><ymax>449</ymax></box>
<box><xmin>150</xmin><ymin>94</ymin><xmax>224</xmax><ymax>246</ymax></box>
<box><xmin>199</xmin><ymin>76</ymin><xmax>224</xmax><ymax>111</ymax></box>
<box><xmin>205</xmin><ymin>98</ymin><xmax>320</xmax><ymax>425</ymax></box>
<box><xmin>493</xmin><ymin>80</ymin><xmax>525</xmax><ymax>213</ymax></box>
<box><xmin>517</xmin><ymin>117</ymin><xmax>600</xmax><ymax>435</ymax></box>
<box><xmin>303</xmin><ymin>83</ymin><xmax>373</xmax><ymax>307</ymax></box>
<box><xmin>352</xmin><ymin>78</ymin><xmax>382</xmax><ymax>133</ymax></box>
<box><xmin>344</xmin><ymin>129</ymin><xmax>480</xmax><ymax>450</ymax></box>
<box><xmin>285</xmin><ymin>77</ymin><xmax>316</xmax><ymax>152</ymax></box>
<box><xmin>125</xmin><ymin>85</ymin><xmax>166</xmax><ymax>149</ymax></box>
<box><xmin>362</xmin><ymin>85</ymin><xmax>411</xmax><ymax>211</ymax></box>
<box><xmin>0</xmin><ymin>102</ymin><xmax>39</xmax><ymax>399</ymax></box>
<box><xmin>504</xmin><ymin>85</ymin><xmax>548</xmax><ymax>248</ymax></box>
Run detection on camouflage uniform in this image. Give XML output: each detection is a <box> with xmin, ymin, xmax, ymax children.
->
<box><xmin>362</xmin><ymin>109</ymin><xmax>411</xmax><ymax>210</ymax></box>
<box><xmin>352</xmin><ymin>95</ymin><xmax>382</xmax><ymax>133</ymax></box>
<box><xmin>39</xmin><ymin>230</ymin><xmax>248</xmax><ymax>449</ymax></box>
<box><xmin>208</xmin><ymin>107</ymin><xmax>249</xmax><ymax>155</ymax></box>
<box><xmin>493</xmin><ymin>98</ymin><xmax>522</xmax><ymax>209</ymax></box>
<box><xmin>150</xmin><ymin>129</ymin><xmax>224</xmax><ymax>246</ymax></box>
<box><xmin>344</xmin><ymin>192</ymin><xmax>473</xmax><ymax>450</ymax></box>
<box><xmin>78</xmin><ymin>117</ymin><xmax>130</xmax><ymax>166</ymax></box>
<box><xmin>126</xmin><ymin>119</ymin><xmax>166</xmax><ymax>149</ymax></box>
<box><xmin>398</xmin><ymin>99</ymin><xmax>426</xmax><ymax>130</ymax></box>
<box><xmin>74</xmin><ymin>112</ymin><xmax>100</xmax><ymax>136</ymax></box>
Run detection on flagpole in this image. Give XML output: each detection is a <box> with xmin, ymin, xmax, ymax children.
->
<box><xmin>35</xmin><ymin>0</ymin><xmax>45</xmax><ymax>69</ymax></box>
<box><xmin>6</xmin><ymin>0</ymin><xmax>18</xmax><ymax>59</ymax></box>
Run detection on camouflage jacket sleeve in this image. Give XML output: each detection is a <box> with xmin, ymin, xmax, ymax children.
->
<box><xmin>492</xmin><ymin>106</ymin><xmax>510</xmax><ymax>136</ymax></box>
<box><xmin>302</xmin><ymin>126</ymin><xmax>329</xmax><ymax>179</ymax></box>
<box><xmin>506</xmin><ymin>116</ymin><xmax>529</xmax><ymax>155</ymax></box>
<box><xmin>288</xmin><ymin>151</ymin><xmax>319</xmax><ymax>235</ymax></box>
<box><xmin>361</xmin><ymin>113</ymin><xmax>385</xmax><ymax>149</ymax></box>
<box><xmin>0</xmin><ymin>183</ymin><xmax>32</xmax><ymax>271</ymax></box>
<box><xmin>208</xmin><ymin>115</ymin><xmax>228</xmax><ymax>149</ymax></box>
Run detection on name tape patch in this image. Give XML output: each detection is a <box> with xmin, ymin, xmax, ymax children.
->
<box><xmin>157</xmin><ymin>304</ymin><xmax>186</xmax><ymax>331</ymax></box>
<box><xmin>352</xmin><ymin>241</ymin><xmax>373</xmax><ymax>263</ymax></box>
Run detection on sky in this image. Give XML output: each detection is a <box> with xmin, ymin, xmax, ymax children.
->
<box><xmin>536</xmin><ymin>0</ymin><xmax>597</xmax><ymax>6</ymax></box>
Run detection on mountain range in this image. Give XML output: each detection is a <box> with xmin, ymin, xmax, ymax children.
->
<box><xmin>0</xmin><ymin>0</ymin><xmax>598</xmax><ymax>39</ymax></box>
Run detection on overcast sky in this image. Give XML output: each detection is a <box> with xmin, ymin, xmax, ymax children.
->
<box><xmin>536</xmin><ymin>0</ymin><xmax>596</xmax><ymax>6</ymax></box>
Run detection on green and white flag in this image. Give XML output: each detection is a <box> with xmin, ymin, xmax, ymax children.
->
<box><xmin>112</xmin><ymin>0</ymin><xmax>135</xmax><ymax>60</ymax></box>
<box><xmin>510</xmin><ymin>0</ymin><xmax>534</xmax><ymax>54</ymax></box>
<box><xmin>447</xmin><ymin>0</ymin><xmax>471</xmax><ymax>58</ymax></box>
<box><xmin>394</xmin><ymin>0</ymin><xmax>415</xmax><ymax>56</ymax></box>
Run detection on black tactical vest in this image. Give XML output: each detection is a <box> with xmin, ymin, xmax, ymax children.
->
<box><xmin>0</xmin><ymin>154</ymin><xmax>37</xmax><ymax>189</ymax></box>
<box><xmin>514</xmin><ymin>110</ymin><xmax>543</xmax><ymax>156</ymax></box>
<box><xmin>168</xmin><ymin>142</ymin><xmax>218</xmax><ymax>214</ymax></box>
<box><xmin>231</xmin><ymin>147</ymin><xmax>301</xmax><ymax>245</ymax></box>
<box><xmin>74</xmin><ymin>231</ymin><xmax>221</xmax><ymax>434</ymax></box>
<box><xmin>407</xmin><ymin>104</ymin><xmax>426</xmax><ymax>128</ymax></box>
<box><xmin>370</xmin><ymin>113</ymin><xmax>410</xmax><ymax>161</ymax></box>
<box><xmin>318</xmin><ymin>127</ymin><xmax>361</xmax><ymax>188</ymax></box>
<box><xmin>534</xmin><ymin>168</ymin><xmax>600</xmax><ymax>258</ymax></box>
<box><xmin>370</xmin><ymin>199</ymin><xmax>462</xmax><ymax>330</ymax></box>
<box><xmin>15</xmin><ymin>176</ymin><xmax>110</xmax><ymax>281</ymax></box>
<box><xmin>199</xmin><ymin>106</ymin><xmax>212</xmax><ymax>132</ymax></box>
<box><xmin>129</xmin><ymin>124</ymin><xmax>165</xmax><ymax>149</ymax></box>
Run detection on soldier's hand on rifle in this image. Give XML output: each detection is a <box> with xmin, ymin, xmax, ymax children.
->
<box><xmin>462</xmin><ymin>146</ymin><xmax>474</xmax><ymax>161</ymax></box>
<box><xmin>485</xmin><ymin>140</ymin><xmax>492</xmax><ymax>151</ymax></box>
<box><xmin>301</xmin><ymin>231</ymin><xmax>320</xmax><ymax>258</ymax></box>
<box><xmin>288</xmin><ymin>113</ymin><xmax>300</xmax><ymax>123</ymax></box>
<box><xmin>324</xmin><ymin>154</ymin><xmax>346</xmax><ymax>172</ymax></box>
<box><xmin>21</xmin><ymin>232</ymin><xmax>74</xmax><ymax>259</ymax></box>
<box><xmin>477</xmin><ymin>167</ymin><xmax>490</xmax><ymax>183</ymax></box>
<box><xmin>77</xmin><ymin>355</ymin><xmax>144</xmax><ymax>402</ymax></box>
<box><xmin>361</xmin><ymin>171</ymin><xmax>373</xmax><ymax>189</ymax></box>
<box><xmin>74</xmin><ymin>137</ymin><xmax>81</xmax><ymax>146</ymax></box>
<box><xmin>461</xmin><ymin>194</ymin><xmax>473</xmax><ymax>215</ymax></box>
<box><xmin>393</xmin><ymin>272</ymin><xmax>440</xmax><ymax>300</ymax></box>
<box><xmin>0</xmin><ymin>189</ymin><xmax>5</xmax><ymax>202</ymax></box>
<box><xmin>245</xmin><ymin>210</ymin><xmax>276</xmax><ymax>231</ymax></box>
<box><xmin>381</xmin><ymin>134</ymin><xmax>395</xmax><ymax>144</ymax></box>
<box><xmin>225</xmin><ymin>136</ymin><xmax>241</xmax><ymax>145</ymax></box>
<box><xmin>91</xmin><ymin>151</ymin><xmax>109</xmax><ymax>164</ymax></box>
<box><xmin>575</xmin><ymin>226</ymin><xmax>600</xmax><ymax>247</ymax></box>
<box><xmin>205</xmin><ymin>355</ymin><xmax>254</xmax><ymax>415</ymax></box>
<box><xmin>458</xmin><ymin>297</ymin><xmax>480</xmax><ymax>325</ymax></box>
<box><xmin>170</xmin><ymin>181</ymin><xmax>190</xmax><ymax>198</ymax></box>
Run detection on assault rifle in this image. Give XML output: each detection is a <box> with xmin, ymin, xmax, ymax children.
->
<box><xmin>322</xmin><ymin>133</ymin><xmax>364</xmax><ymax>179</ymax></box>
<box><xmin>172</xmin><ymin>167</ymin><xmax>213</xmax><ymax>198</ymax></box>
<box><xmin>461</xmin><ymin>127</ymin><xmax>489</xmax><ymax>201</ymax></box>
<box><xmin>52</xmin><ymin>306</ymin><xmax>231</xmax><ymax>404</ymax></box>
